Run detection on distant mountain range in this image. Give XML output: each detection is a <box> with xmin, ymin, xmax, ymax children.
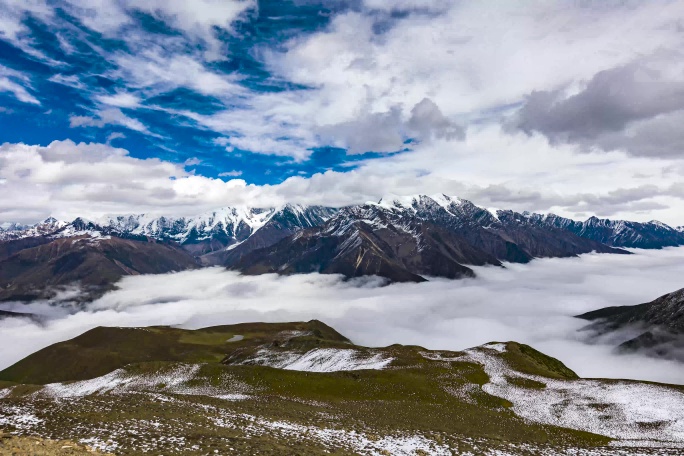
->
<box><xmin>1</xmin><ymin>194</ymin><xmax>683</xmax><ymax>301</ymax></box>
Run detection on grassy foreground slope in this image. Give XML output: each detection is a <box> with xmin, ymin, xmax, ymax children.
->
<box><xmin>0</xmin><ymin>321</ymin><xmax>683</xmax><ymax>455</ymax></box>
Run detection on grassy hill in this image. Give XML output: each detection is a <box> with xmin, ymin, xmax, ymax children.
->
<box><xmin>0</xmin><ymin>321</ymin><xmax>683</xmax><ymax>455</ymax></box>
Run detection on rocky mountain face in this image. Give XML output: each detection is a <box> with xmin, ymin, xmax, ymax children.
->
<box><xmin>101</xmin><ymin>204</ymin><xmax>337</xmax><ymax>256</ymax></box>
<box><xmin>198</xmin><ymin>204</ymin><xmax>338</xmax><ymax>266</ymax></box>
<box><xmin>0</xmin><ymin>217</ymin><xmax>66</xmax><ymax>241</ymax></box>
<box><xmin>577</xmin><ymin>288</ymin><xmax>684</xmax><ymax>361</ymax></box>
<box><xmin>0</xmin><ymin>206</ymin><xmax>337</xmax><ymax>302</ymax></box>
<box><xmin>231</xmin><ymin>195</ymin><xmax>627</xmax><ymax>282</ymax></box>
<box><xmin>527</xmin><ymin>213</ymin><xmax>684</xmax><ymax>249</ymax></box>
<box><xmin>0</xmin><ymin>235</ymin><xmax>198</xmax><ymax>302</ymax></box>
<box><xmin>0</xmin><ymin>195</ymin><xmax>682</xmax><ymax>294</ymax></box>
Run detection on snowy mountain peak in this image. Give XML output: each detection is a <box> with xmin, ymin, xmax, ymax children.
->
<box><xmin>374</xmin><ymin>194</ymin><xmax>421</xmax><ymax>211</ymax></box>
<box><xmin>374</xmin><ymin>194</ymin><xmax>471</xmax><ymax>212</ymax></box>
<box><xmin>0</xmin><ymin>217</ymin><xmax>69</xmax><ymax>241</ymax></box>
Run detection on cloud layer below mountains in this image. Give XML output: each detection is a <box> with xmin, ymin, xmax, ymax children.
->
<box><xmin>2</xmin><ymin>248</ymin><xmax>684</xmax><ymax>384</ymax></box>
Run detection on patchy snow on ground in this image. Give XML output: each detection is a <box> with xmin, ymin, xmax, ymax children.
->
<box><xmin>215</xmin><ymin>393</ymin><xmax>251</xmax><ymax>401</ymax></box>
<box><xmin>40</xmin><ymin>364</ymin><xmax>202</xmax><ymax>398</ymax></box>
<box><xmin>466</xmin><ymin>345</ymin><xmax>684</xmax><ymax>447</ymax></box>
<box><xmin>212</xmin><ymin>412</ymin><xmax>453</xmax><ymax>456</ymax></box>
<box><xmin>79</xmin><ymin>436</ymin><xmax>119</xmax><ymax>453</ymax></box>
<box><xmin>239</xmin><ymin>348</ymin><xmax>393</xmax><ymax>372</ymax></box>
<box><xmin>38</xmin><ymin>364</ymin><xmax>253</xmax><ymax>400</ymax></box>
<box><xmin>0</xmin><ymin>405</ymin><xmax>43</xmax><ymax>430</ymax></box>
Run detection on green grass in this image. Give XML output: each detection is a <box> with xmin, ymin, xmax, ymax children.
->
<box><xmin>501</xmin><ymin>342</ymin><xmax>579</xmax><ymax>380</ymax></box>
<box><xmin>0</xmin><ymin>321</ymin><xmax>620</xmax><ymax>454</ymax></box>
<box><xmin>505</xmin><ymin>375</ymin><xmax>547</xmax><ymax>389</ymax></box>
<box><xmin>0</xmin><ymin>320</ymin><xmax>349</xmax><ymax>384</ymax></box>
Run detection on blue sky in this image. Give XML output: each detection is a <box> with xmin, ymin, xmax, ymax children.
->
<box><xmin>0</xmin><ymin>0</ymin><xmax>389</xmax><ymax>185</ymax></box>
<box><xmin>1</xmin><ymin>1</ymin><xmax>684</xmax><ymax>224</ymax></box>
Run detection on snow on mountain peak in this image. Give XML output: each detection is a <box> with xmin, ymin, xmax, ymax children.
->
<box><xmin>374</xmin><ymin>194</ymin><xmax>421</xmax><ymax>211</ymax></box>
<box><xmin>97</xmin><ymin>204</ymin><xmax>338</xmax><ymax>247</ymax></box>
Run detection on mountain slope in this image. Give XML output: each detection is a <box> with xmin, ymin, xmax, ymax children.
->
<box><xmin>577</xmin><ymin>288</ymin><xmax>684</xmax><ymax>360</ymax></box>
<box><xmin>528</xmin><ymin>213</ymin><xmax>684</xmax><ymax>249</ymax></box>
<box><xmin>378</xmin><ymin>195</ymin><xmax>623</xmax><ymax>260</ymax></box>
<box><xmin>232</xmin><ymin>195</ymin><xmax>627</xmax><ymax>282</ymax></box>
<box><xmin>232</xmin><ymin>203</ymin><xmax>506</xmax><ymax>282</ymax></box>
<box><xmin>0</xmin><ymin>320</ymin><xmax>349</xmax><ymax>385</ymax></box>
<box><xmin>0</xmin><ymin>235</ymin><xmax>197</xmax><ymax>302</ymax></box>
<box><xmin>200</xmin><ymin>204</ymin><xmax>338</xmax><ymax>266</ymax></box>
<box><xmin>0</xmin><ymin>217</ymin><xmax>67</xmax><ymax>242</ymax></box>
<box><xmin>1</xmin><ymin>195</ymin><xmax>680</xmax><ymax>289</ymax></box>
<box><xmin>102</xmin><ymin>204</ymin><xmax>337</xmax><ymax>256</ymax></box>
<box><xmin>2</xmin><ymin>321</ymin><xmax>684</xmax><ymax>454</ymax></box>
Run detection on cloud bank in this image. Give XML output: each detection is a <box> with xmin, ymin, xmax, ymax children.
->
<box><xmin>2</xmin><ymin>248</ymin><xmax>684</xmax><ymax>384</ymax></box>
<box><xmin>3</xmin><ymin>135</ymin><xmax>684</xmax><ymax>225</ymax></box>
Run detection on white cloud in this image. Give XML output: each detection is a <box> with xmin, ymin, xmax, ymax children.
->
<box><xmin>2</xmin><ymin>248</ymin><xmax>684</xmax><ymax>384</ymax></box>
<box><xmin>59</xmin><ymin>0</ymin><xmax>255</xmax><ymax>50</ymax></box>
<box><xmin>69</xmin><ymin>108</ymin><xmax>157</xmax><ymax>137</ymax></box>
<box><xmin>183</xmin><ymin>157</ymin><xmax>202</xmax><ymax>167</ymax></box>
<box><xmin>47</xmin><ymin>74</ymin><xmax>87</xmax><ymax>90</ymax></box>
<box><xmin>0</xmin><ymin>0</ymin><xmax>57</xmax><ymax>62</ymax></box>
<box><xmin>111</xmin><ymin>51</ymin><xmax>244</xmax><ymax>97</ymax></box>
<box><xmin>0</xmin><ymin>77</ymin><xmax>39</xmax><ymax>105</ymax></box>
<box><xmin>2</xmin><ymin>3</ymin><xmax>684</xmax><ymax>223</ymax></box>
<box><xmin>95</xmin><ymin>92</ymin><xmax>142</xmax><ymax>109</ymax></box>
<box><xmin>159</xmin><ymin>0</ymin><xmax>684</xmax><ymax>161</ymax></box>
<box><xmin>0</xmin><ymin>65</ymin><xmax>40</xmax><ymax>105</ymax></box>
<box><xmin>219</xmin><ymin>170</ymin><xmax>242</xmax><ymax>177</ymax></box>
<box><xmin>106</xmin><ymin>132</ymin><xmax>126</xmax><ymax>143</ymax></box>
<box><xmin>2</xmin><ymin>134</ymin><xmax>684</xmax><ymax>225</ymax></box>
<box><xmin>255</xmin><ymin>1</ymin><xmax>684</xmax><ymax>152</ymax></box>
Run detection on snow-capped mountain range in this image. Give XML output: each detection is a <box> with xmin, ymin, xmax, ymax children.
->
<box><xmin>232</xmin><ymin>195</ymin><xmax>628</xmax><ymax>282</ymax></box>
<box><xmin>2</xmin><ymin>195</ymin><xmax>683</xmax><ymax>251</ymax></box>
<box><xmin>0</xmin><ymin>204</ymin><xmax>337</xmax><ymax>253</ymax></box>
<box><xmin>1</xmin><ymin>194</ymin><xmax>683</xmax><ymax>301</ymax></box>
<box><xmin>100</xmin><ymin>204</ymin><xmax>337</xmax><ymax>255</ymax></box>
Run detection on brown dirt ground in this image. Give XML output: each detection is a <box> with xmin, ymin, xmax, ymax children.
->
<box><xmin>0</xmin><ymin>431</ymin><xmax>114</xmax><ymax>456</ymax></box>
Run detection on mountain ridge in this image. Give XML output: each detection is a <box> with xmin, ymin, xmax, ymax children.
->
<box><xmin>4</xmin><ymin>195</ymin><xmax>682</xmax><ymax>251</ymax></box>
<box><xmin>577</xmin><ymin>287</ymin><xmax>684</xmax><ymax>361</ymax></box>
<box><xmin>229</xmin><ymin>195</ymin><xmax>629</xmax><ymax>282</ymax></box>
<box><xmin>0</xmin><ymin>195</ymin><xmax>682</xmax><ymax>298</ymax></box>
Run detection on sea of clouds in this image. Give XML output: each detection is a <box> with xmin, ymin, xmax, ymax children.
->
<box><xmin>2</xmin><ymin>247</ymin><xmax>684</xmax><ymax>384</ymax></box>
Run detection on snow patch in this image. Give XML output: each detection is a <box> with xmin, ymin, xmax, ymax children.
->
<box><xmin>466</xmin><ymin>347</ymin><xmax>684</xmax><ymax>446</ymax></box>
<box><xmin>240</xmin><ymin>348</ymin><xmax>393</xmax><ymax>373</ymax></box>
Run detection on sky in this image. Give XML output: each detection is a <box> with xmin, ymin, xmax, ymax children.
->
<box><xmin>1</xmin><ymin>1</ymin><xmax>684</xmax><ymax>224</ymax></box>
<box><xmin>2</xmin><ymin>247</ymin><xmax>684</xmax><ymax>384</ymax></box>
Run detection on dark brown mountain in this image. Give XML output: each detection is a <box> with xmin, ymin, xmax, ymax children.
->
<box><xmin>230</xmin><ymin>196</ymin><xmax>628</xmax><ymax>282</ymax></box>
<box><xmin>577</xmin><ymin>288</ymin><xmax>684</xmax><ymax>361</ymax></box>
<box><xmin>200</xmin><ymin>204</ymin><xmax>337</xmax><ymax>266</ymax></box>
<box><xmin>0</xmin><ymin>195</ymin><xmax>667</xmax><ymax>296</ymax></box>
<box><xmin>233</xmin><ymin>213</ymin><xmax>485</xmax><ymax>282</ymax></box>
<box><xmin>526</xmin><ymin>213</ymin><xmax>684</xmax><ymax>249</ymax></box>
<box><xmin>0</xmin><ymin>234</ymin><xmax>198</xmax><ymax>302</ymax></box>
